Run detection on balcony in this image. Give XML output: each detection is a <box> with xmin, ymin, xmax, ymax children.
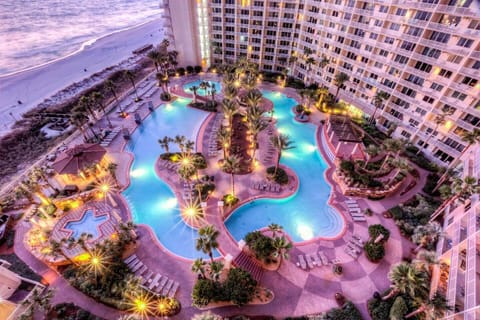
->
<box><xmin>436</xmin><ymin>5</ymin><xmax>477</xmax><ymax>18</ymax></box>
<box><xmin>406</xmin><ymin>18</ymin><xmax>429</xmax><ymax>28</ymax></box>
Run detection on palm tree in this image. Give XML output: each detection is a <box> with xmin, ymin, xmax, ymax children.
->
<box><xmin>70</xmin><ymin>111</ymin><xmax>89</xmax><ymax>141</ymax></box>
<box><xmin>304</xmin><ymin>57</ymin><xmax>316</xmax><ymax>86</ymax></box>
<box><xmin>223</xmin><ymin>85</ymin><xmax>238</xmax><ymax>100</ymax></box>
<box><xmin>32</xmin><ymin>166</ymin><xmax>56</xmax><ymax>191</ymax></box>
<box><xmin>333</xmin><ymin>72</ymin><xmax>349</xmax><ymax>101</ymax></box>
<box><xmin>316</xmin><ymin>87</ymin><xmax>329</xmax><ymax>110</ymax></box>
<box><xmin>268</xmin><ymin>223</ymin><xmax>283</xmax><ymax>238</ymax></box>
<box><xmin>369</xmin><ymin>91</ymin><xmax>390</xmax><ymax>124</ymax></box>
<box><xmin>210</xmin><ymin>86</ymin><xmax>217</xmax><ymax>103</ymax></box>
<box><xmin>272</xmin><ymin>236</ymin><xmax>293</xmax><ymax>264</ymax></box>
<box><xmin>246</xmin><ymin>117</ymin><xmax>267</xmax><ymax>167</ymax></box>
<box><xmin>217</xmin><ymin>128</ymin><xmax>231</xmax><ymax>159</ymax></box>
<box><xmin>20</xmin><ymin>288</ymin><xmax>54</xmax><ymax>320</ymax></box>
<box><xmin>195</xmin><ymin>225</ymin><xmax>220</xmax><ymax>264</ymax></box>
<box><xmin>91</xmin><ymin>91</ymin><xmax>112</xmax><ymax>128</ymax></box>
<box><xmin>221</xmin><ymin>99</ymin><xmax>238</xmax><ymax>129</ymax></box>
<box><xmin>363</xmin><ymin>144</ymin><xmax>380</xmax><ymax>169</ymax></box>
<box><xmin>382</xmin><ymin>262</ymin><xmax>430</xmax><ymax>301</ymax></box>
<box><xmin>270</xmin><ymin>134</ymin><xmax>295</xmax><ymax>175</ymax></box>
<box><xmin>221</xmin><ymin>154</ymin><xmax>242</xmax><ymax>196</ymax></box>
<box><xmin>189</xmin><ymin>85</ymin><xmax>199</xmax><ymax>103</ymax></box>
<box><xmin>287</xmin><ymin>54</ymin><xmax>298</xmax><ymax>76</ymax></box>
<box><xmin>413</xmin><ymin>250</ymin><xmax>439</xmax><ymax>273</ymax></box>
<box><xmin>49</xmin><ymin>239</ymin><xmax>77</xmax><ymax>265</ymax></box>
<box><xmin>244</xmin><ymin>90</ymin><xmax>263</xmax><ymax>109</ymax></box>
<box><xmin>434</xmin><ymin>128</ymin><xmax>480</xmax><ymax>192</ymax></box>
<box><xmin>104</xmin><ymin>80</ymin><xmax>124</xmax><ymax>113</ymax></box>
<box><xmin>191</xmin><ymin>258</ymin><xmax>207</xmax><ymax>279</ymax></box>
<box><xmin>78</xmin><ymin>95</ymin><xmax>97</xmax><ymax>120</ymax></box>
<box><xmin>405</xmin><ymin>291</ymin><xmax>452</xmax><ymax>319</ymax></box>
<box><xmin>124</xmin><ymin>70</ymin><xmax>140</xmax><ymax>101</ymax></box>
<box><xmin>388</xmin><ymin>158</ymin><xmax>411</xmax><ymax>184</ymax></box>
<box><xmin>184</xmin><ymin>140</ymin><xmax>195</xmax><ymax>156</ymax></box>
<box><xmin>430</xmin><ymin>176</ymin><xmax>479</xmax><ymax>221</ymax></box>
<box><xmin>174</xmin><ymin>135</ymin><xmax>186</xmax><ymax>153</ymax></box>
<box><xmin>75</xmin><ymin>232</ymin><xmax>93</xmax><ymax>254</ymax></box>
<box><xmin>412</xmin><ymin>222</ymin><xmax>444</xmax><ymax>252</ymax></box>
<box><xmin>147</xmin><ymin>49</ymin><xmax>161</xmax><ymax>72</ymax></box>
<box><xmin>380</xmin><ymin>138</ymin><xmax>405</xmax><ymax>170</ymax></box>
<box><xmin>318</xmin><ymin>55</ymin><xmax>329</xmax><ymax>80</ymax></box>
<box><xmin>158</xmin><ymin>136</ymin><xmax>173</xmax><ymax>154</ymax></box>
<box><xmin>208</xmin><ymin>261</ymin><xmax>224</xmax><ymax>282</ymax></box>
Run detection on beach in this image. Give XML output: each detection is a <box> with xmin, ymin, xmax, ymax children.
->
<box><xmin>0</xmin><ymin>18</ymin><xmax>165</xmax><ymax>135</ymax></box>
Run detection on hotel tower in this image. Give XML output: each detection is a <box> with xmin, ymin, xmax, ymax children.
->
<box><xmin>161</xmin><ymin>1</ymin><xmax>480</xmax><ymax>317</ymax></box>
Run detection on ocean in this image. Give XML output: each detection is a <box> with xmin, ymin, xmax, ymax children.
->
<box><xmin>0</xmin><ymin>0</ymin><xmax>163</xmax><ymax>76</ymax></box>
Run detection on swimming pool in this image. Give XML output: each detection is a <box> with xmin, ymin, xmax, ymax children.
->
<box><xmin>224</xmin><ymin>91</ymin><xmax>344</xmax><ymax>242</ymax></box>
<box><xmin>64</xmin><ymin>209</ymin><xmax>108</xmax><ymax>240</ymax></box>
<box><xmin>122</xmin><ymin>97</ymin><xmax>220</xmax><ymax>259</ymax></box>
<box><xmin>183</xmin><ymin>80</ymin><xmax>222</xmax><ymax>96</ymax></box>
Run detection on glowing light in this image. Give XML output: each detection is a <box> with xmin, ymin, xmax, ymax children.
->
<box><xmin>234</xmin><ymin>80</ymin><xmax>241</xmax><ymax>87</ymax></box>
<box><xmin>161</xmin><ymin>197</ymin><xmax>178</xmax><ymax>210</ymax></box>
<box><xmin>127</xmin><ymin>293</ymin><xmax>155</xmax><ymax>318</ymax></box>
<box><xmin>75</xmin><ymin>253</ymin><xmax>91</xmax><ymax>262</ymax></box>
<box><xmin>297</xmin><ymin>224</ymin><xmax>314</xmax><ymax>240</ymax></box>
<box><xmin>69</xmin><ymin>200</ymin><xmax>81</xmax><ymax>209</ymax></box>
<box><xmin>101</xmin><ymin>184</ymin><xmax>109</xmax><ymax>192</ymax></box>
<box><xmin>130</xmin><ymin>168</ymin><xmax>147</xmax><ymax>178</ymax></box>
<box><xmin>92</xmin><ymin>257</ymin><xmax>99</xmax><ymax>265</ymax></box>
<box><xmin>444</xmin><ymin>120</ymin><xmax>453</xmax><ymax>130</ymax></box>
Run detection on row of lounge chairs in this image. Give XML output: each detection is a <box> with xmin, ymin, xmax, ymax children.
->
<box><xmin>182</xmin><ymin>182</ymin><xmax>197</xmax><ymax>201</ymax></box>
<box><xmin>207</xmin><ymin>114</ymin><xmax>224</xmax><ymax>157</ymax></box>
<box><xmin>100</xmin><ymin>128</ymin><xmax>120</xmax><ymax>147</ymax></box>
<box><xmin>263</xmin><ymin>130</ymin><xmax>276</xmax><ymax>162</ymax></box>
<box><xmin>250</xmin><ymin>181</ymin><xmax>281</xmax><ymax>193</ymax></box>
<box><xmin>158</xmin><ymin>160</ymin><xmax>178</xmax><ymax>172</ymax></box>
<box><xmin>124</xmin><ymin>254</ymin><xmax>179</xmax><ymax>298</ymax></box>
<box><xmin>297</xmin><ymin>251</ymin><xmax>330</xmax><ymax>270</ymax></box>
<box><xmin>345</xmin><ymin>199</ymin><xmax>366</xmax><ymax>222</ymax></box>
<box><xmin>344</xmin><ymin>234</ymin><xmax>365</xmax><ymax>259</ymax></box>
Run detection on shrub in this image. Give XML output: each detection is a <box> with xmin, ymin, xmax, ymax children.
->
<box><xmin>295</xmin><ymin>104</ymin><xmax>304</xmax><ymax>113</ymax></box>
<box><xmin>194</xmin><ymin>65</ymin><xmax>202</xmax><ymax>73</ymax></box>
<box><xmin>192</xmin><ymin>279</ymin><xmax>221</xmax><ymax>306</ymax></box>
<box><xmin>368</xmin><ymin>224</ymin><xmax>390</xmax><ymax>242</ymax></box>
<box><xmin>266</xmin><ymin>166</ymin><xmax>289</xmax><ymax>185</ymax></box>
<box><xmin>244</xmin><ymin>231</ymin><xmax>275</xmax><ymax>263</ymax></box>
<box><xmin>286</xmin><ymin>77</ymin><xmax>305</xmax><ymax>89</ymax></box>
<box><xmin>223</xmin><ymin>268</ymin><xmax>257</xmax><ymax>306</ymax></box>
<box><xmin>223</xmin><ymin>194</ymin><xmax>239</xmax><ymax>207</ymax></box>
<box><xmin>160</xmin><ymin>92</ymin><xmax>172</xmax><ymax>101</ymax></box>
<box><xmin>6</xmin><ymin>230</ymin><xmax>15</xmax><ymax>248</ymax></box>
<box><xmin>186</xmin><ymin>66</ymin><xmax>194</xmax><ymax>74</ymax></box>
<box><xmin>389</xmin><ymin>296</ymin><xmax>408</xmax><ymax>320</ymax></box>
<box><xmin>189</xmin><ymin>102</ymin><xmax>217</xmax><ymax>112</ymax></box>
<box><xmin>176</xmin><ymin>67</ymin><xmax>185</xmax><ymax>76</ymax></box>
<box><xmin>368</xmin><ymin>296</ymin><xmax>394</xmax><ymax>320</ymax></box>
<box><xmin>340</xmin><ymin>160</ymin><xmax>355</xmax><ymax>172</ymax></box>
<box><xmin>389</xmin><ymin>206</ymin><xmax>404</xmax><ymax>220</ymax></box>
<box><xmin>326</xmin><ymin>301</ymin><xmax>363</xmax><ymax>320</ymax></box>
<box><xmin>422</xmin><ymin>173</ymin><xmax>441</xmax><ymax>196</ymax></box>
<box><xmin>364</xmin><ymin>240</ymin><xmax>385</xmax><ymax>262</ymax></box>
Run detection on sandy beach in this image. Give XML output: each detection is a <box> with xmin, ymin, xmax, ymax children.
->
<box><xmin>0</xmin><ymin>17</ymin><xmax>165</xmax><ymax>135</ymax></box>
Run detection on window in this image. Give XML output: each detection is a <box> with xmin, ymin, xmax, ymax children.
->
<box><xmin>457</xmin><ymin>37</ymin><xmax>474</xmax><ymax>48</ymax></box>
<box><xmin>384</xmin><ymin>37</ymin><xmax>394</xmax><ymax>44</ymax></box>
<box><xmin>414</xmin><ymin>10</ymin><xmax>432</xmax><ymax>21</ymax></box>
<box><xmin>429</xmin><ymin>31</ymin><xmax>450</xmax><ymax>43</ymax></box>
<box><xmin>423</xmin><ymin>96</ymin><xmax>435</xmax><ymax>104</ymax></box>
<box><xmin>409</xmin><ymin>119</ymin><xmax>420</xmax><ymax>127</ymax></box>
<box><xmin>462</xmin><ymin>77</ymin><xmax>478</xmax><ymax>87</ymax></box>
<box><xmin>438</xmin><ymin>69</ymin><xmax>452</xmax><ymax>78</ymax></box>
<box><xmin>406</xmin><ymin>26</ymin><xmax>422</xmax><ymax>37</ymax></box>
<box><xmin>379</xmin><ymin>5</ymin><xmax>388</xmax><ymax>13</ymax></box>
<box><xmin>451</xmin><ymin>91</ymin><xmax>467</xmax><ymax>101</ymax></box>
<box><xmin>394</xmin><ymin>54</ymin><xmax>409</xmax><ymax>64</ymax></box>
<box><xmin>447</xmin><ymin>55</ymin><xmax>463</xmax><ymax>64</ymax></box>
<box><xmin>390</xmin><ymin>23</ymin><xmax>401</xmax><ymax>31</ymax></box>
<box><xmin>406</xmin><ymin>74</ymin><xmax>425</xmax><ymax>86</ymax></box>
<box><xmin>415</xmin><ymin>107</ymin><xmax>427</xmax><ymax>116</ymax></box>
<box><xmin>430</xmin><ymin>83</ymin><xmax>444</xmax><ymax>91</ymax></box>
<box><xmin>401</xmin><ymin>86</ymin><xmax>417</xmax><ymax>98</ymax></box>
<box><xmin>369</xmin><ymin>33</ymin><xmax>378</xmax><ymax>40</ymax></box>
<box><xmin>401</xmin><ymin>41</ymin><xmax>416</xmax><ymax>52</ymax></box>
<box><xmin>421</xmin><ymin>47</ymin><xmax>441</xmax><ymax>59</ymax></box>
<box><xmin>443</xmin><ymin>138</ymin><xmax>465</xmax><ymax>152</ymax></box>
<box><xmin>414</xmin><ymin>61</ymin><xmax>433</xmax><ymax>73</ymax></box>
<box><xmin>434</xmin><ymin>150</ymin><xmax>454</xmax><ymax>163</ymax></box>
<box><xmin>463</xmin><ymin>114</ymin><xmax>480</xmax><ymax>126</ymax></box>
<box><xmin>396</xmin><ymin>8</ymin><xmax>407</xmax><ymax>16</ymax></box>
<box><xmin>364</xmin><ymin>45</ymin><xmax>373</xmax><ymax>52</ymax></box>
<box><xmin>379</xmin><ymin>49</ymin><xmax>389</xmax><ymax>57</ymax></box>
<box><xmin>374</xmin><ymin>61</ymin><xmax>383</xmax><ymax>69</ymax></box>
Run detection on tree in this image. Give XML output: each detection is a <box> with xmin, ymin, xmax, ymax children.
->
<box><xmin>389</xmin><ymin>296</ymin><xmax>408</xmax><ymax>320</ymax></box>
<box><xmin>67</xmin><ymin>232</ymin><xmax>93</xmax><ymax>254</ymax></box>
<box><xmin>430</xmin><ymin>176</ymin><xmax>479</xmax><ymax>221</ymax></box>
<box><xmin>124</xmin><ymin>70</ymin><xmax>140</xmax><ymax>101</ymax></box>
<box><xmin>192</xmin><ymin>258</ymin><xmax>207</xmax><ymax>279</ymax></box>
<box><xmin>369</xmin><ymin>91</ymin><xmax>389</xmax><ymax>124</ymax></box>
<box><xmin>195</xmin><ymin>225</ymin><xmax>220</xmax><ymax>264</ymax></box>
<box><xmin>333</xmin><ymin>72</ymin><xmax>349</xmax><ymax>100</ymax></box>
<box><xmin>316</xmin><ymin>87</ymin><xmax>329</xmax><ymax>110</ymax></box>
<box><xmin>210</xmin><ymin>86</ymin><xmax>217</xmax><ymax>103</ymax></box>
<box><xmin>412</xmin><ymin>222</ymin><xmax>444</xmax><ymax>252</ymax></box>
<box><xmin>364</xmin><ymin>144</ymin><xmax>380</xmax><ymax>169</ymax></box>
<box><xmin>208</xmin><ymin>261</ymin><xmax>224</xmax><ymax>282</ymax></box>
<box><xmin>20</xmin><ymin>288</ymin><xmax>54</xmax><ymax>320</ymax></box>
<box><xmin>304</xmin><ymin>57</ymin><xmax>316</xmax><ymax>86</ymax></box>
<box><xmin>380</xmin><ymin>138</ymin><xmax>405</xmax><ymax>170</ymax></box>
<box><xmin>434</xmin><ymin>128</ymin><xmax>480</xmax><ymax>192</ymax></box>
<box><xmin>221</xmin><ymin>99</ymin><xmax>238</xmax><ymax>129</ymax></box>
<box><xmin>49</xmin><ymin>239</ymin><xmax>77</xmax><ymax>265</ymax></box>
<box><xmin>317</xmin><ymin>55</ymin><xmax>329</xmax><ymax>80</ymax></box>
<box><xmin>70</xmin><ymin>111</ymin><xmax>89</xmax><ymax>141</ymax></box>
<box><xmin>244</xmin><ymin>90</ymin><xmax>262</xmax><ymax>109</ymax></box>
<box><xmin>216</xmin><ymin>127</ymin><xmax>231</xmax><ymax>160</ymax></box>
<box><xmin>382</xmin><ymin>262</ymin><xmax>430</xmax><ymax>301</ymax></box>
<box><xmin>221</xmin><ymin>154</ymin><xmax>242</xmax><ymax>196</ymax></box>
<box><xmin>78</xmin><ymin>95</ymin><xmax>97</xmax><ymax>120</ymax></box>
<box><xmin>270</xmin><ymin>134</ymin><xmax>295</xmax><ymax>176</ymax></box>
<box><xmin>189</xmin><ymin>85</ymin><xmax>199</xmax><ymax>103</ymax></box>
<box><xmin>32</xmin><ymin>166</ymin><xmax>57</xmax><ymax>191</ymax></box>
<box><xmin>389</xmin><ymin>158</ymin><xmax>411</xmax><ymax>184</ymax></box>
<box><xmin>272</xmin><ymin>236</ymin><xmax>292</xmax><ymax>264</ymax></box>
<box><xmin>104</xmin><ymin>80</ymin><xmax>121</xmax><ymax>108</ymax></box>
<box><xmin>223</xmin><ymin>85</ymin><xmax>238</xmax><ymax>100</ymax></box>
<box><xmin>246</xmin><ymin>117</ymin><xmax>267</xmax><ymax>168</ymax></box>
<box><xmin>158</xmin><ymin>136</ymin><xmax>173</xmax><ymax>154</ymax></box>
<box><xmin>413</xmin><ymin>250</ymin><xmax>439</xmax><ymax>273</ymax></box>
<box><xmin>91</xmin><ymin>91</ymin><xmax>112</xmax><ymax>128</ymax></box>
<box><xmin>405</xmin><ymin>291</ymin><xmax>452</xmax><ymax>319</ymax></box>
<box><xmin>174</xmin><ymin>135</ymin><xmax>187</xmax><ymax>153</ymax></box>
<box><xmin>368</xmin><ymin>224</ymin><xmax>390</xmax><ymax>242</ymax></box>
<box><xmin>267</xmin><ymin>223</ymin><xmax>282</xmax><ymax>238</ymax></box>
<box><xmin>147</xmin><ymin>49</ymin><xmax>161</xmax><ymax>72</ymax></box>
<box><xmin>222</xmin><ymin>268</ymin><xmax>257</xmax><ymax>306</ymax></box>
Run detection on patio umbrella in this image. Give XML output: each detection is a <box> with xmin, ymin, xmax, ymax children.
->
<box><xmin>52</xmin><ymin>143</ymin><xmax>106</xmax><ymax>175</ymax></box>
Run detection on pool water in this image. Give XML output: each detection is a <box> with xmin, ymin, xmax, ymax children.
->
<box><xmin>224</xmin><ymin>91</ymin><xmax>344</xmax><ymax>242</ymax></box>
<box><xmin>183</xmin><ymin>80</ymin><xmax>222</xmax><ymax>97</ymax></box>
<box><xmin>122</xmin><ymin>97</ymin><xmax>220</xmax><ymax>259</ymax></box>
<box><xmin>64</xmin><ymin>209</ymin><xmax>108</xmax><ymax>240</ymax></box>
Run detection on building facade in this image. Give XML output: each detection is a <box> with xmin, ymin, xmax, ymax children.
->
<box><xmin>163</xmin><ymin>0</ymin><xmax>479</xmax><ymax>167</ymax></box>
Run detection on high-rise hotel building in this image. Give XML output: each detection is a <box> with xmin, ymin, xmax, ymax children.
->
<box><xmin>162</xmin><ymin>0</ymin><xmax>479</xmax><ymax>168</ymax></box>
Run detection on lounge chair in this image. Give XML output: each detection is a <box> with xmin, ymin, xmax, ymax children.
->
<box><xmin>353</xmin><ymin>234</ymin><xmax>364</xmax><ymax>244</ymax></box>
<box><xmin>313</xmin><ymin>252</ymin><xmax>323</xmax><ymax>266</ymax></box>
<box><xmin>346</xmin><ymin>203</ymin><xmax>360</xmax><ymax>208</ymax></box>
<box><xmin>344</xmin><ymin>247</ymin><xmax>358</xmax><ymax>259</ymax></box>
<box><xmin>345</xmin><ymin>199</ymin><xmax>357</xmax><ymax>204</ymax></box>
<box><xmin>350</xmin><ymin>238</ymin><xmax>364</xmax><ymax>248</ymax></box>
<box><xmin>319</xmin><ymin>251</ymin><xmax>329</xmax><ymax>265</ymax></box>
<box><xmin>350</xmin><ymin>212</ymin><xmax>364</xmax><ymax>217</ymax></box>
<box><xmin>297</xmin><ymin>255</ymin><xmax>307</xmax><ymax>270</ymax></box>
<box><xmin>348</xmin><ymin>207</ymin><xmax>361</xmax><ymax>212</ymax></box>
<box><xmin>347</xmin><ymin>243</ymin><xmax>361</xmax><ymax>254</ymax></box>
<box><xmin>124</xmin><ymin>254</ymin><xmax>137</xmax><ymax>265</ymax></box>
<box><xmin>305</xmin><ymin>254</ymin><xmax>315</xmax><ymax>268</ymax></box>
<box><xmin>168</xmin><ymin>282</ymin><xmax>179</xmax><ymax>297</ymax></box>
<box><xmin>148</xmin><ymin>274</ymin><xmax>162</xmax><ymax>290</ymax></box>
<box><xmin>353</xmin><ymin>216</ymin><xmax>367</xmax><ymax>222</ymax></box>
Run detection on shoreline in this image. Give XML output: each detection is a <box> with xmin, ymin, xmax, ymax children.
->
<box><xmin>0</xmin><ymin>17</ymin><xmax>165</xmax><ymax>135</ymax></box>
<box><xmin>0</xmin><ymin>17</ymin><xmax>164</xmax><ymax>79</ymax></box>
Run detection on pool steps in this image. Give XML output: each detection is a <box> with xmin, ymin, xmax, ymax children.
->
<box><xmin>124</xmin><ymin>254</ymin><xmax>179</xmax><ymax>297</ymax></box>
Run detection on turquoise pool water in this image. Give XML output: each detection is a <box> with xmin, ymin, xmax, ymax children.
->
<box><xmin>224</xmin><ymin>91</ymin><xmax>344</xmax><ymax>242</ymax></box>
<box><xmin>183</xmin><ymin>80</ymin><xmax>222</xmax><ymax>96</ymax></box>
<box><xmin>122</xmin><ymin>97</ymin><xmax>220</xmax><ymax>259</ymax></box>
<box><xmin>64</xmin><ymin>209</ymin><xmax>108</xmax><ymax>240</ymax></box>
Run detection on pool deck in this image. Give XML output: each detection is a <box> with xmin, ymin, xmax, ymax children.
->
<box><xmin>14</xmin><ymin>73</ymin><xmax>428</xmax><ymax>319</ymax></box>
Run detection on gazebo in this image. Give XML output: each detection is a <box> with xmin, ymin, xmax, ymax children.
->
<box><xmin>52</xmin><ymin>144</ymin><xmax>107</xmax><ymax>186</ymax></box>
